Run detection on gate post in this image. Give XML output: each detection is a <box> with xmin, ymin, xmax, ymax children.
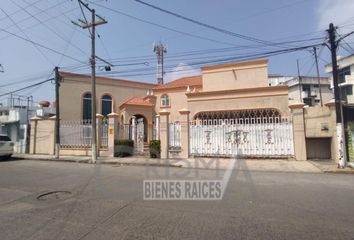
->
<box><xmin>159</xmin><ymin>109</ymin><xmax>170</xmax><ymax>159</ymax></box>
<box><xmin>96</xmin><ymin>114</ymin><xmax>103</xmax><ymax>156</ymax></box>
<box><xmin>107</xmin><ymin>112</ymin><xmax>119</xmax><ymax>157</ymax></box>
<box><xmin>131</xmin><ymin>116</ymin><xmax>136</xmax><ymax>142</ymax></box>
<box><xmin>289</xmin><ymin>103</ymin><xmax>307</xmax><ymax>160</ymax></box>
<box><xmin>179</xmin><ymin>108</ymin><xmax>190</xmax><ymax>159</ymax></box>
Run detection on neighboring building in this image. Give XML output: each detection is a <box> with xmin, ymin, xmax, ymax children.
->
<box><xmin>284</xmin><ymin>76</ymin><xmax>332</xmax><ymax>106</ymax></box>
<box><xmin>325</xmin><ymin>54</ymin><xmax>354</xmax><ymax>161</ymax></box>
<box><xmin>325</xmin><ymin>54</ymin><xmax>354</xmax><ymax>104</ymax></box>
<box><xmin>0</xmin><ymin>98</ymin><xmax>53</xmax><ymax>153</ymax></box>
<box><xmin>269</xmin><ymin>75</ymin><xmax>333</xmax><ymax>106</ymax></box>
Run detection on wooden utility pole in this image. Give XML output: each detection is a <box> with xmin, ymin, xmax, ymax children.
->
<box><xmin>328</xmin><ymin>23</ymin><xmax>347</xmax><ymax>168</ymax></box>
<box><xmin>313</xmin><ymin>47</ymin><xmax>323</xmax><ymax>106</ymax></box>
<box><xmin>54</xmin><ymin>67</ymin><xmax>61</xmax><ymax>159</ymax></box>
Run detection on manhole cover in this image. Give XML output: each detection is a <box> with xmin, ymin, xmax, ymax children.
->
<box><xmin>37</xmin><ymin>191</ymin><xmax>72</xmax><ymax>201</ymax></box>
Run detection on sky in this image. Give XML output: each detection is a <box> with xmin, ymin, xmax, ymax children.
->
<box><xmin>0</xmin><ymin>0</ymin><xmax>353</xmax><ymax>105</ymax></box>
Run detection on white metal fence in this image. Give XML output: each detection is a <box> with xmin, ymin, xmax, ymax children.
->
<box><xmin>169</xmin><ymin>122</ymin><xmax>181</xmax><ymax>148</ymax></box>
<box><xmin>117</xmin><ymin>124</ymin><xmax>132</xmax><ymax>140</ymax></box>
<box><xmin>60</xmin><ymin>120</ymin><xmax>92</xmax><ymax>148</ymax></box>
<box><xmin>189</xmin><ymin>117</ymin><xmax>294</xmax><ymax>158</ymax></box>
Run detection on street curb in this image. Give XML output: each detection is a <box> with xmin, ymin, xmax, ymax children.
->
<box><xmin>323</xmin><ymin>169</ymin><xmax>354</xmax><ymax>174</ymax></box>
<box><xmin>12</xmin><ymin>156</ymin><xmax>183</xmax><ymax>168</ymax></box>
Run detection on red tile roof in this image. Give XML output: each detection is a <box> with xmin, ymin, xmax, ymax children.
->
<box><xmin>120</xmin><ymin>97</ymin><xmax>154</xmax><ymax>109</ymax></box>
<box><xmin>153</xmin><ymin>75</ymin><xmax>202</xmax><ymax>90</ymax></box>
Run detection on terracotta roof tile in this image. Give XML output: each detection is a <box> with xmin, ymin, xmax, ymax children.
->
<box><xmin>120</xmin><ymin>97</ymin><xmax>154</xmax><ymax>108</ymax></box>
<box><xmin>153</xmin><ymin>75</ymin><xmax>202</xmax><ymax>90</ymax></box>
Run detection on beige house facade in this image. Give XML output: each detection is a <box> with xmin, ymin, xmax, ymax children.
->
<box><xmin>29</xmin><ymin>58</ymin><xmax>341</xmax><ymax>162</ymax></box>
<box><xmin>59</xmin><ymin>59</ymin><xmax>290</xmax><ymax>142</ymax></box>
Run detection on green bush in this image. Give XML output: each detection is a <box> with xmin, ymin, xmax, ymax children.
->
<box><xmin>149</xmin><ymin>140</ymin><xmax>161</xmax><ymax>158</ymax></box>
<box><xmin>114</xmin><ymin>140</ymin><xmax>134</xmax><ymax>157</ymax></box>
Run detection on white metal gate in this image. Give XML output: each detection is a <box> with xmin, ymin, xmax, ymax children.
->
<box><xmin>189</xmin><ymin>117</ymin><xmax>294</xmax><ymax>158</ymax></box>
<box><xmin>136</xmin><ymin>118</ymin><xmax>144</xmax><ymax>153</ymax></box>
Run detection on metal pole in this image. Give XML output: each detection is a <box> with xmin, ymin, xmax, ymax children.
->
<box><xmin>91</xmin><ymin>9</ymin><xmax>97</xmax><ymax>163</ymax></box>
<box><xmin>297</xmin><ymin>60</ymin><xmax>302</xmax><ymax>103</ymax></box>
<box><xmin>25</xmin><ymin>96</ymin><xmax>30</xmax><ymax>153</ymax></box>
<box><xmin>313</xmin><ymin>47</ymin><xmax>323</xmax><ymax>106</ymax></box>
<box><xmin>54</xmin><ymin>67</ymin><xmax>60</xmax><ymax>159</ymax></box>
<box><xmin>328</xmin><ymin>23</ymin><xmax>347</xmax><ymax>168</ymax></box>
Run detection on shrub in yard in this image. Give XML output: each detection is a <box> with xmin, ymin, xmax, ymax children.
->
<box><xmin>149</xmin><ymin>140</ymin><xmax>161</xmax><ymax>158</ymax></box>
<box><xmin>114</xmin><ymin>140</ymin><xmax>134</xmax><ymax>157</ymax></box>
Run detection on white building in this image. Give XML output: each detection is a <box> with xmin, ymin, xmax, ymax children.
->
<box><xmin>325</xmin><ymin>54</ymin><xmax>354</xmax><ymax>104</ymax></box>
<box><xmin>269</xmin><ymin>75</ymin><xmax>333</xmax><ymax>106</ymax></box>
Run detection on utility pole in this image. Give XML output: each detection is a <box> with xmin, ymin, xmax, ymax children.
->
<box><xmin>153</xmin><ymin>42</ymin><xmax>167</xmax><ymax>84</ymax></box>
<box><xmin>313</xmin><ymin>47</ymin><xmax>323</xmax><ymax>106</ymax></box>
<box><xmin>296</xmin><ymin>59</ymin><xmax>302</xmax><ymax>103</ymax></box>
<box><xmin>328</xmin><ymin>23</ymin><xmax>347</xmax><ymax>168</ymax></box>
<box><xmin>76</xmin><ymin>0</ymin><xmax>107</xmax><ymax>163</ymax></box>
<box><xmin>25</xmin><ymin>95</ymin><xmax>31</xmax><ymax>154</ymax></box>
<box><xmin>54</xmin><ymin>67</ymin><xmax>61</xmax><ymax>159</ymax></box>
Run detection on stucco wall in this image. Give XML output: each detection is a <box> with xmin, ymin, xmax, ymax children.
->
<box><xmin>59</xmin><ymin>74</ymin><xmax>154</xmax><ymax>121</ymax></box>
<box><xmin>202</xmin><ymin>61</ymin><xmax>268</xmax><ymax>92</ymax></box>
<box><xmin>187</xmin><ymin>87</ymin><xmax>290</xmax><ymax>118</ymax></box>
<box><xmin>304</xmin><ymin>106</ymin><xmax>335</xmax><ymax>138</ymax></box>
<box><xmin>154</xmin><ymin>88</ymin><xmax>202</xmax><ymax>122</ymax></box>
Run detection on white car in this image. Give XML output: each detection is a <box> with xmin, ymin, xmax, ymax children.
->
<box><xmin>0</xmin><ymin>135</ymin><xmax>14</xmax><ymax>158</ymax></box>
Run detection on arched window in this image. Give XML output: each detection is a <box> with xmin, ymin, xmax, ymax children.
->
<box><xmin>82</xmin><ymin>93</ymin><xmax>92</xmax><ymax>120</ymax></box>
<box><xmin>101</xmin><ymin>95</ymin><xmax>112</xmax><ymax>116</ymax></box>
<box><xmin>161</xmin><ymin>94</ymin><xmax>170</xmax><ymax>107</ymax></box>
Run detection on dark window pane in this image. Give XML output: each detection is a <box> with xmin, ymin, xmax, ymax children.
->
<box><xmin>101</xmin><ymin>95</ymin><xmax>112</xmax><ymax>116</ymax></box>
<box><xmin>83</xmin><ymin>93</ymin><xmax>92</xmax><ymax>120</ymax></box>
<box><xmin>0</xmin><ymin>135</ymin><xmax>11</xmax><ymax>141</ymax></box>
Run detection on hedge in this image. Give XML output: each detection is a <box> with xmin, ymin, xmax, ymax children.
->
<box><xmin>114</xmin><ymin>140</ymin><xmax>134</xmax><ymax>157</ymax></box>
<box><xmin>149</xmin><ymin>140</ymin><xmax>161</xmax><ymax>158</ymax></box>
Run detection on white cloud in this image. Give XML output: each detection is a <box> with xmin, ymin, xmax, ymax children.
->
<box><xmin>317</xmin><ymin>0</ymin><xmax>354</xmax><ymax>30</ymax></box>
<box><xmin>165</xmin><ymin>63</ymin><xmax>201</xmax><ymax>82</ymax></box>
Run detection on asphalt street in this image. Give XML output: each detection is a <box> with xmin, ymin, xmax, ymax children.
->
<box><xmin>0</xmin><ymin>159</ymin><xmax>353</xmax><ymax>240</ymax></box>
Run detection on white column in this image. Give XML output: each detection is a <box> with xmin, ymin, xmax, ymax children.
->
<box><xmin>131</xmin><ymin>116</ymin><xmax>136</xmax><ymax>142</ymax></box>
<box><xmin>155</xmin><ymin>114</ymin><xmax>160</xmax><ymax>140</ymax></box>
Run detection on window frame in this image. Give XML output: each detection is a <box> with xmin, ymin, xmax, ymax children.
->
<box><xmin>160</xmin><ymin>94</ymin><xmax>170</xmax><ymax>108</ymax></box>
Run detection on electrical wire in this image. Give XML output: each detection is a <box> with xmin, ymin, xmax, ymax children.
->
<box><xmin>0</xmin><ymin>7</ymin><xmax>55</xmax><ymax>66</ymax></box>
<box><xmin>134</xmin><ymin>0</ymin><xmax>278</xmax><ymax>46</ymax></box>
<box><xmin>0</xmin><ymin>27</ymin><xmax>86</xmax><ymax>64</ymax></box>
<box><xmin>0</xmin><ymin>78</ymin><xmax>53</xmax><ymax>98</ymax></box>
<box><xmin>12</xmin><ymin>0</ymin><xmax>88</xmax><ymax>57</ymax></box>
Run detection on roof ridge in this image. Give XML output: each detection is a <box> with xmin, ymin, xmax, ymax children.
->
<box><xmin>60</xmin><ymin>71</ymin><xmax>157</xmax><ymax>86</ymax></box>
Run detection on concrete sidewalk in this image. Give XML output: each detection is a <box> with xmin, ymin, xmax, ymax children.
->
<box><xmin>11</xmin><ymin>154</ymin><xmax>332</xmax><ymax>173</ymax></box>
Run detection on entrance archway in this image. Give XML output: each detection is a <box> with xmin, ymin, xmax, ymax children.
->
<box><xmin>130</xmin><ymin>114</ymin><xmax>148</xmax><ymax>142</ymax></box>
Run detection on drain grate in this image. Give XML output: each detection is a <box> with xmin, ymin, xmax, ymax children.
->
<box><xmin>37</xmin><ymin>191</ymin><xmax>72</xmax><ymax>201</ymax></box>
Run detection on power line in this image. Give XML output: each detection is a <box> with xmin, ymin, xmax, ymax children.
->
<box><xmin>0</xmin><ymin>78</ymin><xmax>53</xmax><ymax>98</ymax></box>
<box><xmin>134</xmin><ymin>0</ymin><xmax>276</xmax><ymax>46</ymax></box>
<box><xmin>90</xmin><ymin>1</ymin><xmax>239</xmax><ymax>46</ymax></box>
<box><xmin>0</xmin><ymin>7</ymin><xmax>55</xmax><ymax>66</ymax></box>
<box><xmin>0</xmin><ymin>27</ymin><xmax>87</xmax><ymax>64</ymax></box>
<box><xmin>12</xmin><ymin>0</ymin><xmax>88</xmax><ymax>57</ymax></box>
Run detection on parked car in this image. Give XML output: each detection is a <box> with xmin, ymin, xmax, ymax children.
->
<box><xmin>0</xmin><ymin>135</ymin><xmax>14</xmax><ymax>159</ymax></box>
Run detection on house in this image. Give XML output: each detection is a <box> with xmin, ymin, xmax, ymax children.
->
<box><xmin>59</xmin><ymin>59</ymin><xmax>290</xmax><ymax>143</ymax></box>
<box><xmin>30</xmin><ymin>58</ymin><xmax>346</xmax><ymax>162</ymax></box>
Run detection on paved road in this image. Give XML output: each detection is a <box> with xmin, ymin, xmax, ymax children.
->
<box><xmin>0</xmin><ymin>159</ymin><xmax>353</xmax><ymax>240</ymax></box>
